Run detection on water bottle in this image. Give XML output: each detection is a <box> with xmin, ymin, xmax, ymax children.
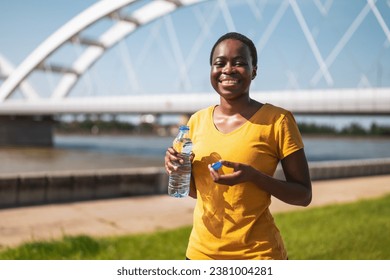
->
<box><xmin>168</xmin><ymin>125</ymin><xmax>192</xmax><ymax>198</ymax></box>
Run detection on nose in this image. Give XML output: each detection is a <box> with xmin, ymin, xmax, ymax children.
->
<box><xmin>222</xmin><ymin>62</ymin><xmax>234</xmax><ymax>74</ymax></box>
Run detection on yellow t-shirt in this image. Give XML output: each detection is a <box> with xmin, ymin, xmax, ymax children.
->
<box><xmin>186</xmin><ymin>103</ymin><xmax>304</xmax><ymax>260</ymax></box>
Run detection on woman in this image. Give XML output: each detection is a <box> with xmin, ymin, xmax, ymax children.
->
<box><xmin>165</xmin><ymin>32</ymin><xmax>312</xmax><ymax>260</ymax></box>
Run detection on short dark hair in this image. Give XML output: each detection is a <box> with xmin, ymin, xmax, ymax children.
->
<box><xmin>209</xmin><ymin>32</ymin><xmax>258</xmax><ymax>67</ymax></box>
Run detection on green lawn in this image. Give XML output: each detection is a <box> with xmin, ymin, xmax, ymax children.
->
<box><xmin>277</xmin><ymin>194</ymin><xmax>390</xmax><ymax>259</ymax></box>
<box><xmin>1</xmin><ymin>194</ymin><xmax>389</xmax><ymax>260</ymax></box>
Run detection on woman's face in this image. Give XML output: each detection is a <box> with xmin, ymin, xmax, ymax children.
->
<box><xmin>210</xmin><ymin>39</ymin><xmax>256</xmax><ymax>100</ymax></box>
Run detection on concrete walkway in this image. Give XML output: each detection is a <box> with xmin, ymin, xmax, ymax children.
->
<box><xmin>0</xmin><ymin>174</ymin><xmax>389</xmax><ymax>248</ymax></box>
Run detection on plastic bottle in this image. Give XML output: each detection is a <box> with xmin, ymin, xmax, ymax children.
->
<box><xmin>168</xmin><ymin>125</ymin><xmax>192</xmax><ymax>198</ymax></box>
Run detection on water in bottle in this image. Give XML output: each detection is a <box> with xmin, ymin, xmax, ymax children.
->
<box><xmin>168</xmin><ymin>125</ymin><xmax>192</xmax><ymax>198</ymax></box>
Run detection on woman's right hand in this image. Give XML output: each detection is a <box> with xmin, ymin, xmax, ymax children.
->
<box><xmin>164</xmin><ymin>147</ymin><xmax>195</xmax><ymax>175</ymax></box>
<box><xmin>164</xmin><ymin>147</ymin><xmax>181</xmax><ymax>174</ymax></box>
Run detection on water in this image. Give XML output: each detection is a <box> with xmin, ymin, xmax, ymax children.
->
<box><xmin>167</xmin><ymin>126</ymin><xmax>192</xmax><ymax>198</ymax></box>
<box><xmin>54</xmin><ymin>134</ymin><xmax>171</xmax><ymax>158</ymax></box>
<box><xmin>54</xmin><ymin>134</ymin><xmax>390</xmax><ymax>162</ymax></box>
<box><xmin>1</xmin><ymin>134</ymin><xmax>390</xmax><ymax>175</ymax></box>
<box><xmin>303</xmin><ymin>137</ymin><xmax>390</xmax><ymax>161</ymax></box>
<box><xmin>167</xmin><ymin>155</ymin><xmax>191</xmax><ymax>198</ymax></box>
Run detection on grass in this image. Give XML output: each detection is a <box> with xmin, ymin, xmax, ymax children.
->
<box><xmin>0</xmin><ymin>194</ymin><xmax>389</xmax><ymax>260</ymax></box>
<box><xmin>0</xmin><ymin>227</ymin><xmax>192</xmax><ymax>260</ymax></box>
<box><xmin>277</xmin><ymin>194</ymin><xmax>390</xmax><ymax>259</ymax></box>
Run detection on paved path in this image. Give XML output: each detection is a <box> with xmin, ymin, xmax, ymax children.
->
<box><xmin>0</xmin><ymin>175</ymin><xmax>389</xmax><ymax>248</ymax></box>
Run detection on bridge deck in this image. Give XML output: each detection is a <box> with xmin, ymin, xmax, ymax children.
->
<box><xmin>0</xmin><ymin>88</ymin><xmax>389</xmax><ymax>115</ymax></box>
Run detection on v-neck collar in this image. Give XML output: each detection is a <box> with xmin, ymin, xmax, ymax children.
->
<box><xmin>210</xmin><ymin>103</ymin><xmax>268</xmax><ymax>136</ymax></box>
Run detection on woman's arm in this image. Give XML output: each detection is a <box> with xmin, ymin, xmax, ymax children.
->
<box><xmin>209</xmin><ymin>149</ymin><xmax>312</xmax><ymax>206</ymax></box>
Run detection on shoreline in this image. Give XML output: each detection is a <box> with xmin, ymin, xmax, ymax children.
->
<box><xmin>53</xmin><ymin>131</ymin><xmax>390</xmax><ymax>139</ymax></box>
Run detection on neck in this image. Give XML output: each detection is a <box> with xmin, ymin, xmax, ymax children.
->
<box><xmin>219</xmin><ymin>96</ymin><xmax>256</xmax><ymax>116</ymax></box>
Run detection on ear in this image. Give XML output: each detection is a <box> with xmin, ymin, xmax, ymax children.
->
<box><xmin>252</xmin><ymin>66</ymin><xmax>258</xmax><ymax>80</ymax></box>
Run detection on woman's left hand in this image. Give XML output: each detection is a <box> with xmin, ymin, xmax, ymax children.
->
<box><xmin>208</xmin><ymin>160</ymin><xmax>256</xmax><ymax>186</ymax></box>
<box><xmin>208</xmin><ymin>150</ymin><xmax>312</xmax><ymax>206</ymax></box>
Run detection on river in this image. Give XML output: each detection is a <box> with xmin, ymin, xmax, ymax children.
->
<box><xmin>0</xmin><ymin>134</ymin><xmax>389</xmax><ymax>175</ymax></box>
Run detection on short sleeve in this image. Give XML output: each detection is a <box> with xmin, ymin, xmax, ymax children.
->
<box><xmin>277</xmin><ymin>112</ymin><xmax>304</xmax><ymax>159</ymax></box>
<box><xmin>187</xmin><ymin>113</ymin><xmax>196</xmax><ymax>140</ymax></box>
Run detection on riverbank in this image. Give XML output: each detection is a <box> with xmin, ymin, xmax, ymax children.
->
<box><xmin>1</xmin><ymin>157</ymin><xmax>389</xmax><ymax>208</ymax></box>
<box><xmin>0</xmin><ymin>146</ymin><xmax>164</xmax><ymax>175</ymax></box>
<box><xmin>1</xmin><ymin>174</ymin><xmax>389</xmax><ymax>248</ymax></box>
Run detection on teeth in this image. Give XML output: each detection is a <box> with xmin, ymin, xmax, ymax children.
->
<box><xmin>220</xmin><ymin>80</ymin><xmax>238</xmax><ymax>85</ymax></box>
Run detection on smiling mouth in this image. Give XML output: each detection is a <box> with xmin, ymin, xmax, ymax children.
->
<box><xmin>219</xmin><ymin>79</ymin><xmax>239</xmax><ymax>85</ymax></box>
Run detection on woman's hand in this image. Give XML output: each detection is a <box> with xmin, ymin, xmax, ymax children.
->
<box><xmin>208</xmin><ymin>160</ymin><xmax>256</xmax><ymax>186</ymax></box>
<box><xmin>208</xmin><ymin>150</ymin><xmax>312</xmax><ymax>207</ymax></box>
<box><xmin>165</xmin><ymin>147</ymin><xmax>181</xmax><ymax>174</ymax></box>
<box><xmin>164</xmin><ymin>147</ymin><xmax>195</xmax><ymax>175</ymax></box>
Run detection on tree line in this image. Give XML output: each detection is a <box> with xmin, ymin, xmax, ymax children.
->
<box><xmin>298</xmin><ymin>122</ymin><xmax>390</xmax><ymax>136</ymax></box>
<box><xmin>55</xmin><ymin>119</ymin><xmax>390</xmax><ymax>136</ymax></box>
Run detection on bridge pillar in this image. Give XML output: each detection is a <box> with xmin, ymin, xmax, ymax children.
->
<box><xmin>0</xmin><ymin>115</ymin><xmax>54</xmax><ymax>146</ymax></box>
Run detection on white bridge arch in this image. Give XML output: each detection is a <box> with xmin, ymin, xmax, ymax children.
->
<box><xmin>0</xmin><ymin>53</ymin><xmax>38</xmax><ymax>99</ymax></box>
<box><xmin>0</xmin><ymin>0</ymin><xmax>206</xmax><ymax>102</ymax></box>
<box><xmin>0</xmin><ymin>0</ymin><xmax>389</xmax><ymax>115</ymax></box>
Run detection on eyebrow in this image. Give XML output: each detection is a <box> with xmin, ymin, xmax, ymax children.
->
<box><xmin>213</xmin><ymin>55</ymin><xmax>247</xmax><ymax>61</ymax></box>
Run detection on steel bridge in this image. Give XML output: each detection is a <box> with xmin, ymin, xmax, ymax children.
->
<box><xmin>0</xmin><ymin>89</ymin><xmax>389</xmax><ymax>115</ymax></box>
<box><xmin>0</xmin><ymin>0</ymin><xmax>389</xmax><ymax>145</ymax></box>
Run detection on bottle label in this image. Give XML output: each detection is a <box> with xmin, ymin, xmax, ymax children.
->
<box><xmin>182</xmin><ymin>141</ymin><xmax>192</xmax><ymax>154</ymax></box>
<box><xmin>173</xmin><ymin>138</ymin><xmax>192</xmax><ymax>155</ymax></box>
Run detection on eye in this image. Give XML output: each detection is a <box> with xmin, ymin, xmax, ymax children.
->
<box><xmin>213</xmin><ymin>60</ymin><xmax>225</xmax><ymax>67</ymax></box>
<box><xmin>234</xmin><ymin>60</ymin><xmax>248</xmax><ymax>66</ymax></box>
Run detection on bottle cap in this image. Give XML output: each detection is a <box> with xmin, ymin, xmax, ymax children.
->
<box><xmin>211</xmin><ymin>161</ymin><xmax>222</xmax><ymax>170</ymax></box>
<box><xmin>179</xmin><ymin>125</ymin><xmax>189</xmax><ymax>131</ymax></box>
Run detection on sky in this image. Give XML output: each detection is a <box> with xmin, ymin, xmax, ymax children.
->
<box><xmin>1</xmin><ymin>0</ymin><xmax>98</xmax><ymax>65</ymax></box>
<box><xmin>0</xmin><ymin>0</ymin><xmax>390</xmax><ymax>126</ymax></box>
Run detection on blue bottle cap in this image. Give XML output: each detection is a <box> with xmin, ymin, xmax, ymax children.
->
<box><xmin>179</xmin><ymin>125</ymin><xmax>189</xmax><ymax>131</ymax></box>
<box><xmin>211</xmin><ymin>161</ymin><xmax>222</xmax><ymax>170</ymax></box>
